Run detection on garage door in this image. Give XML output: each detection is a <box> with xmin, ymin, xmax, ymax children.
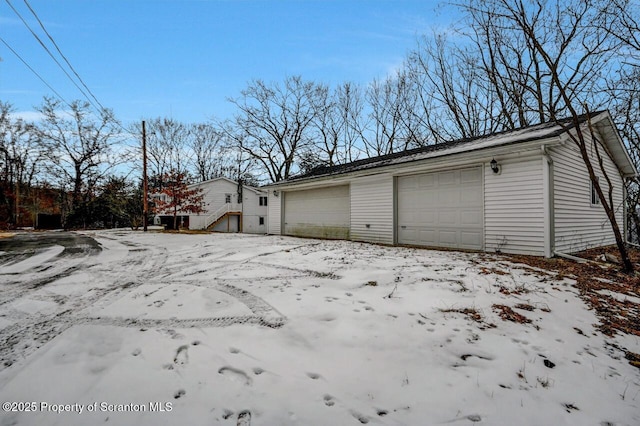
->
<box><xmin>397</xmin><ymin>167</ymin><xmax>483</xmax><ymax>249</ymax></box>
<box><xmin>284</xmin><ymin>185</ymin><xmax>350</xmax><ymax>239</ymax></box>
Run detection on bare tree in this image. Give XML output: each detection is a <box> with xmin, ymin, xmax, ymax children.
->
<box><xmin>144</xmin><ymin>118</ymin><xmax>192</xmax><ymax>187</ymax></box>
<box><xmin>363</xmin><ymin>72</ymin><xmax>420</xmax><ymax>156</ymax></box>
<box><xmin>457</xmin><ymin>0</ymin><xmax>633</xmax><ymax>271</ymax></box>
<box><xmin>405</xmin><ymin>35</ymin><xmax>501</xmax><ymax>143</ymax></box>
<box><xmin>35</xmin><ymin>97</ymin><xmax>120</xmax><ymax>228</ymax></box>
<box><xmin>0</xmin><ymin>101</ymin><xmax>42</xmax><ymax>227</ymax></box>
<box><xmin>226</xmin><ymin>76</ymin><xmax>324</xmax><ymax>182</ymax></box>
<box><xmin>189</xmin><ymin>122</ymin><xmax>227</xmax><ymax>182</ymax></box>
<box><xmin>306</xmin><ymin>82</ymin><xmax>364</xmax><ymax>169</ymax></box>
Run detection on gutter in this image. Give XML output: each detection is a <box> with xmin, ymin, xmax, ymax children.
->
<box><xmin>541</xmin><ymin>145</ymin><xmax>555</xmax><ymax>258</ymax></box>
<box><xmin>265</xmin><ymin>138</ymin><xmax>562</xmax><ymax>190</ymax></box>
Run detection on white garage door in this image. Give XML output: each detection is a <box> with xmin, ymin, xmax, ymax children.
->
<box><xmin>284</xmin><ymin>185</ymin><xmax>350</xmax><ymax>239</ymax></box>
<box><xmin>397</xmin><ymin>167</ymin><xmax>483</xmax><ymax>250</ymax></box>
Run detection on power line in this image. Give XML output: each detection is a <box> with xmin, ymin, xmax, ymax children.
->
<box><xmin>22</xmin><ymin>0</ymin><xmax>106</xmax><ymax>112</ymax></box>
<box><xmin>3</xmin><ymin>0</ymin><xmax>102</xmax><ymax>113</ymax></box>
<box><xmin>0</xmin><ymin>36</ymin><xmax>72</xmax><ymax>109</ymax></box>
<box><xmin>3</xmin><ymin>0</ymin><xmax>136</xmax><ymax>137</ymax></box>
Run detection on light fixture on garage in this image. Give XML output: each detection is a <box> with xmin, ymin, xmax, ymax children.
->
<box><xmin>490</xmin><ymin>158</ymin><xmax>500</xmax><ymax>174</ymax></box>
<box><xmin>273</xmin><ymin>190</ymin><xmax>279</xmax><ymax>197</ymax></box>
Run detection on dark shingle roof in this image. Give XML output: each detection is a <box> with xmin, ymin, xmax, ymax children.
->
<box><xmin>268</xmin><ymin>112</ymin><xmax>607</xmax><ymax>186</ymax></box>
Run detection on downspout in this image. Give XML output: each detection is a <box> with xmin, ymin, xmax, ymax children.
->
<box><xmin>541</xmin><ymin>145</ymin><xmax>555</xmax><ymax>258</ymax></box>
<box><xmin>623</xmin><ymin>180</ymin><xmax>628</xmax><ymax>244</ymax></box>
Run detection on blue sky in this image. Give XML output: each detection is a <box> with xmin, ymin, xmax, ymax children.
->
<box><xmin>0</xmin><ymin>0</ymin><xmax>455</xmax><ymax>126</ymax></box>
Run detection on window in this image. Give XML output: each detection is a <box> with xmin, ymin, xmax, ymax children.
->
<box><xmin>591</xmin><ymin>177</ymin><xmax>600</xmax><ymax>206</ymax></box>
<box><xmin>225</xmin><ymin>194</ymin><xmax>231</xmax><ymax>204</ymax></box>
<box><xmin>259</xmin><ymin>196</ymin><xmax>268</xmax><ymax>206</ymax></box>
<box><xmin>259</xmin><ymin>216</ymin><xmax>265</xmax><ymax>225</ymax></box>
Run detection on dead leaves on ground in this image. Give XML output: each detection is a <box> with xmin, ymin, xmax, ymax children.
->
<box><xmin>493</xmin><ymin>304</ymin><xmax>532</xmax><ymax>324</ymax></box>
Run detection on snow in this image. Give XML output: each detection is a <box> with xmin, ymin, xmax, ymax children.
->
<box><xmin>0</xmin><ymin>230</ymin><xmax>638</xmax><ymax>426</ymax></box>
<box><xmin>596</xmin><ymin>289</ymin><xmax>640</xmax><ymax>305</ymax></box>
<box><xmin>0</xmin><ymin>245</ymin><xmax>64</xmax><ymax>274</ymax></box>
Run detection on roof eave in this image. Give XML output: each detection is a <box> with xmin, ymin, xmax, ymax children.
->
<box><xmin>592</xmin><ymin>111</ymin><xmax>638</xmax><ymax>178</ymax></box>
<box><xmin>264</xmin><ymin>137</ymin><xmax>562</xmax><ymax>189</ymax></box>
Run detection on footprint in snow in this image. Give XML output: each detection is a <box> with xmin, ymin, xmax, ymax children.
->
<box><xmin>218</xmin><ymin>366</ymin><xmax>252</xmax><ymax>385</ymax></box>
<box><xmin>306</xmin><ymin>372</ymin><xmax>321</xmax><ymax>380</ymax></box>
<box><xmin>174</xmin><ymin>345</ymin><xmax>189</xmax><ymax>365</ymax></box>
<box><xmin>229</xmin><ymin>347</ymin><xmax>240</xmax><ymax>354</ymax></box>
<box><xmin>237</xmin><ymin>410</ymin><xmax>251</xmax><ymax>426</ymax></box>
<box><xmin>350</xmin><ymin>410</ymin><xmax>370</xmax><ymax>424</ymax></box>
<box><xmin>173</xmin><ymin>389</ymin><xmax>185</xmax><ymax>399</ymax></box>
<box><xmin>252</xmin><ymin>367</ymin><xmax>264</xmax><ymax>375</ymax></box>
<box><xmin>222</xmin><ymin>409</ymin><xmax>234</xmax><ymax>419</ymax></box>
<box><xmin>323</xmin><ymin>394</ymin><xmax>335</xmax><ymax>407</ymax></box>
<box><xmin>131</xmin><ymin>348</ymin><xmax>141</xmax><ymax>356</ymax></box>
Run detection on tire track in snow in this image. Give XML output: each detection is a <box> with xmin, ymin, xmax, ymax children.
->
<box><xmin>0</xmin><ymin>235</ymin><xmax>170</xmax><ymax>372</ymax></box>
<box><xmin>0</xmin><ymin>233</ymin><xmax>291</xmax><ymax>373</ymax></box>
<box><xmin>78</xmin><ymin>314</ymin><xmax>285</xmax><ymax>329</ymax></box>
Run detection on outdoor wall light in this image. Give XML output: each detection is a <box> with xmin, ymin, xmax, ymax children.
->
<box><xmin>490</xmin><ymin>158</ymin><xmax>500</xmax><ymax>174</ymax></box>
<box><xmin>273</xmin><ymin>190</ymin><xmax>279</xmax><ymax>197</ymax></box>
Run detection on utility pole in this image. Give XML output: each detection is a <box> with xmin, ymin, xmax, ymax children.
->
<box><xmin>142</xmin><ymin>120</ymin><xmax>148</xmax><ymax>232</ymax></box>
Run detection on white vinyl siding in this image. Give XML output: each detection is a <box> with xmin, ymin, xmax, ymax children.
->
<box><xmin>267</xmin><ymin>191</ymin><xmax>282</xmax><ymax>235</ymax></box>
<box><xmin>350</xmin><ymin>175</ymin><xmax>394</xmax><ymax>244</ymax></box>
<box><xmin>283</xmin><ymin>185</ymin><xmax>350</xmax><ymax>239</ymax></box>
<box><xmin>552</xmin><ymin>136</ymin><xmax>623</xmax><ymax>253</ymax></box>
<box><xmin>397</xmin><ymin>167</ymin><xmax>484</xmax><ymax>250</ymax></box>
<box><xmin>484</xmin><ymin>156</ymin><xmax>545</xmax><ymax>255</ymax></box>
<box><xmin>183</xmin><ymin>179</ymin><xmax>241</xmax><ymax>230</ymax></box>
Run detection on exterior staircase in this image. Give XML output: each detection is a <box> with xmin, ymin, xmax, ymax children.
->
<box><xmin>205</xmin><ymin>204</ymin><xmax>242</xmax><ymax>231</ymax></box>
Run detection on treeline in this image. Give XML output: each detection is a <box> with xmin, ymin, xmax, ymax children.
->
<box><xmin>2</xmin><ymin>0</ymin><xmax>640</xmax><ymax>235</ymax></box>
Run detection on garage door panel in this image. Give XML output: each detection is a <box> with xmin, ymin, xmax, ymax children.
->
<box><xmin>438</xmin><ymin>211</ymin><xmax>457</xmax><ymax>225</ymax></box>
<box><xmin>438</xmin><ymin>171</ymin><xmax>456</xmax><ymax>185</ymax></box>
<box><xmin>461</xmin><ymin>231</ymin><xmax>483</xmax><ymax>247</ymax></box>
<box><xmin>398</xmin><ymin>167</ymin><xmax>483</xmax><ymax>250</ymax></box>
<box><xmin>461</xmin><ymin>209</ymin><xmax>483</xmax><ymax>225</ymax></box>
<box><xmin>419</xmin><ymin>174</ymin><xmax>435</xmax><ymax>188</ymax></box>
<box><xmin>439</xmin><ymin>230</ymin><xmax>457</xmax><ymax>245</ymax></box>
<box><xmin>284</xmin><ymin>185</ymin><xmax>350</xmax><ymax>239</ymax></box>
<box><xmin>461</xmin><ymin>168</ymin><xmax>482</xmax><ymax>183</ymax></box>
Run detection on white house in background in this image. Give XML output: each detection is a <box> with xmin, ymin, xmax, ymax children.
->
<box><xmin>264</xmin><ymin>111</ymin><xmax>637</xmax><ymax>257</ymax></box>
<box><xmin>161</xmin><ymin>177</ymin><xmax>268</xmax><ymax>233</ymax></box>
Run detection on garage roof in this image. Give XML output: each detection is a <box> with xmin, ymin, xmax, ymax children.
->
<box><xmin>269</xmin><ymin>111</ymin><xmax>636</xmax><ymax>186</ymax></box>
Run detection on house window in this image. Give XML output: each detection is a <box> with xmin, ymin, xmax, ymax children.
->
<box><xmin>225</xmin><ymin>194</ymin><xmax>231</xmax><ymax>204</ymax></box>
<box><xmin>591</xmin><ymin>177</ymin><xmax>600</xmax><ymax>206</ymax></box>
<box><xmin>259</xmin><ymin>216</ymin><xmax>265</xmax><ymax>225</ymax></box>
<box><xmin>259</xmin><ymin>196</ymin><xmax>268</xmax><ymax>206</ymax></box>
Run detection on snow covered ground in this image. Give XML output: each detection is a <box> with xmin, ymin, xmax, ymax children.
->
<box><xmin>0</xmin><ymin>230</ymin><xmax>638</xmax><ymax>426</ymax></box>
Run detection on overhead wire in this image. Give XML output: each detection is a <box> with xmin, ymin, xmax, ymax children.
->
<box><xmin>2</xmin><ymin>0</ymin><xmax>133</xmax><ymax>135</ymax></box>
<box><xmin>22</xmin><ymin>0</ymin><xmax>107</xmax><ymax>112</ymax></box>
<box><xmin>3</xmin><ymin>0</ymin><xmax>103</xmax><ymax>113</ymax></box>
<box><xmin>3</xmin><ymin>0</ymin><xmax>136</xmax><ymax>138</ymax></box>
<box><xmin>0</xmin><ymin>36</ymin><xmax>72</xmax><ymax>109</ymax></box>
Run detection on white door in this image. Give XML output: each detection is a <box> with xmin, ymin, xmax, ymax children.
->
<box><xmin>397</xmin><ymin>167</ymin><xmax>483</xmax><ymax>250</ymax></box>
<box><xmin>284</xmin><ymin>185</ymin><xmax>350</xmax><ymax>239</ymax></box>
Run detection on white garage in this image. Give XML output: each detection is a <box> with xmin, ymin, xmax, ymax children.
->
<box><xmin>396</xmin><ymin>167</ymin><xmax>484</xmax><ymax>250</ymax></box>
<box><xmin>266</xmin><ymin>112</ymin><xmax>636</xmax><ymax>257</ymax></box>
<box><xmin>283</xmin><ymin>185</ymin><xmax>350</xmax><ymax>239</ymax></box>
